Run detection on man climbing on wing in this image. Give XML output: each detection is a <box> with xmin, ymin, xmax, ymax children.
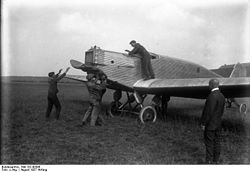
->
<box><xmin>126</xmin><ymin>40</ymin><xmax>155</xmax><ymax>80</ymax></box>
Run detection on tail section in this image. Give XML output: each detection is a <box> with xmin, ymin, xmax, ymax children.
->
<box><xmin>227</xmin><ymin>63</ymin><xmax>248</xmax><ymax>114</ymax></box>
<box><xmin>225</xmin><ymin>63</ymin><xmax>248</xmax><ymax>114</ymax></box>
<box><xmin>229</xmin><ymin>63</ymin><xmax>247</xmax><ymax>77</ymax></box>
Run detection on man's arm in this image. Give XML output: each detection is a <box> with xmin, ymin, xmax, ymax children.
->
<box><xmin>55</xmin><ymin>69</ymin><xmax>63</xmax><ymax>77</ymax></box>
<box><xmin>125</xmin><ymin>49</ymin><xmax>142</xmax><ymax>59</ymax></box>
<box><xmin>94</xmin><ymin>80</ymin><xmax>106</xmax><ymax>91</ymax></box>
<box><xmin>128</xmin><ymin>44</ymin><xmax>140</xmax><ymax>56</ymax></box>
<box><xmin>200</xmin><ymin>99</ymin><xmax>209</xmax><ymax>127</ymax></box>
<box><xmin>55</xmin><ymin>67</ymin><xmax>70</xmax><ymax>81</ymax></box>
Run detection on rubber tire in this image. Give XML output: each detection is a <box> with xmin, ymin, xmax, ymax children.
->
<box><xmin>239</xmin><ymin>104</ymin><xmax>247</xmax><ymax>114</ymax></box>
<box><xmin>139</xmin><ymin>106</ymin><xmax>157</xmax><ymax>124</ymax></box>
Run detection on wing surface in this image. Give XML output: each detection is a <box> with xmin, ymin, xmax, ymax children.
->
<box><xmin>133</xmin><ymin>77</ymin><xmax>250</xmax><ymax>98</ymax></box>
<box><xmin>65</xmin><ymin>75</ymin><xmax>87</xmax><ymax>82</ymax></box>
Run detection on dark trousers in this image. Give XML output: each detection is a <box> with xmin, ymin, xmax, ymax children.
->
<box><xmin>141</xmin><ymin>58</ymin><xmax>155</xmax><ymax>79</ymax></box>
<box><xmin>204</xmin><ymin>129</ymin><xmax>221</xmax><ymax>163</ymax></box>
<box><xmin>46</xmin><ymin>95</ymin><xmax>61</xmax><ymax>119</ymax></box>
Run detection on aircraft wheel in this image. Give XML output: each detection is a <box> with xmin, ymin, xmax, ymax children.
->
<box><xmin>139</xmin><ymin>106</ymin><xmax>157</xmax><ymax>124</ymax></box>
<box><xmin>239</xmin><ymin>104</ymin><xmax>247</xmax><ymax>114</ymax></box>
<box><xmin>110</xmin><ymin>101</ymin><xmax>122</xmax><ymax>116</ymax></box>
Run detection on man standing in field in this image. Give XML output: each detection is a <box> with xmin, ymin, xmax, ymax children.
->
<box><xmin>200</xmin><ymin>79</ymin><xmax>225</xmax><ymax>164</ymax></box>
<box><xmin>46</xmin><ymin>67</ymin><xmax>70</xmax><ymax>120</ymax></box>
<box><xmin>126</xmin><ymin>40</ymin><xmax>155</xmax><ymax>80</ymax></box>
<box><xmin>82</xmin><ymin>73</ymin><xmax>107</xmax><ymax>126</ymax></box>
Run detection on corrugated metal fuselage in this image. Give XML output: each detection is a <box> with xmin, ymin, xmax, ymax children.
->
<box><xmin>85</xmin><ymin>47</ymin><xmax>220</xmax><ymax>89</ymax></box>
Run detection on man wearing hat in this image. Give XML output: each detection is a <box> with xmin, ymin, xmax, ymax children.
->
<box><xmin>126</xmin><ymin>40</ymin><xmax>155</xmax><ymax>80</ymax></box>
<box><xmin>82</xmin><ymin>73</ymin><xmax>107</xmax><ymax>126</ymax></box>
<box><xmin>200</xmin><ymin>79</ymin><xmax>225</xmax><ymax>164</ymax></box>
<box><xmin>46</xmin><ymin>67</ymin><xmax>70</xmax><ymax>120</ymax></box>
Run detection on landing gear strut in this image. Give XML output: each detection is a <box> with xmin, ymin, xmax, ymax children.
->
<box><xmin>134</xmin><ymin>91</ymin><xmax>157</xmax><ymax>124</ymax></box>
<box><xmin>110</xmin><ymin>91</ymin><xmax>171</xmax><ymax>124</ymax></box>
<box><xmin>110</xmin><ymin>90</ymin><xmax>138</xmax><ymax>116</ymax></box>
<box><xmin>161</xmin><ymin>95</ymin><xmax>170</xmax><ymax>121</ymax></box>
<box><xmin>151</xmin><ymin>95</ymin><xmax>170</xmax><ymax>122</ymax></box>
<box><xmin>110</xmin><ymin>101</ymin><xmax>122</xmax><ymax>116</ymax></box>
<box><xmin>226</xmin><ymin>98</ymin><xmax>247</xmax><ymax>114</ymax></box>
<box><xmin>110</xmin><ymin>90</ymin><xmax>157</xmax><ymax>123</ymax></box>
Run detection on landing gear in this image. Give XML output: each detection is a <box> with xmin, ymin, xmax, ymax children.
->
<box><xmin>134</xmin><ymin>91</ymin><xmax>157</xmax><ymax>123</ymax></box>
<box><xmin>151</xmin><ymin>95</ymin><xmax>170</xmax><ymax>122</ymax></box>
<box><xmin>110</xmin><ymin>90</ymin><xmax>155</xmax><ymax>123</ymax></box>
<box><xmin>110</xmin><ymin>90</ymin><xmax>138</xmax><ymax>116</ymax></box>
<box><xmin>161</xmin><ymin>95</ymin><xmax>170</xmax><ymax>121</ymax></box>
<box><xmin>226</xmin><ymin>98</ymin><xmax>233</xmax><ymax>108</ymax></box>
<box><xmin>139</xmin><ymin>106</ymin><xmax>157</xmax><ymax>123</ymax></box>
<box><xmin>110</xmin><ymin>90</ymin><xmax>171</xmax><ymax>124</ymax></box>
<box><xmin>110</xmin><ymin>101</ymin><xmax>122</xmax><ymax>116</ymax></box>
<box><xmin>225</xmin><ymin>98</ymin><xmax>248</xmax><ymax>114</ymax></box>
<box><xmin>239</xmin><ymin>104</ymin><xmax>247</xmax><ymax>114</ymax></box>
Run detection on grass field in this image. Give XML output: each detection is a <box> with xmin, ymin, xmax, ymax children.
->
<box><xmin>1</xmin><ymin>77</ymin><xmax>250</xmax><ymax>164</ymax></box>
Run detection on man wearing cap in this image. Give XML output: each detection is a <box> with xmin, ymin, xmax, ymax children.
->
<box><xmin>82</xmin><ymin>73</ymin><xmax>107</xmax><ymax>126</ymax></box>
<box><xmin>200</xmin><ymin>79</ymin><xmax>225</xmax><ymax>164</ymax></box>
<box><xmin>46</xmin><ymin>67</ymin><xmax>70</xmax><ymax>120</ymax></box>
<box><xmin>126</xmin><ymin>40</ymin><xmax>155</xmax><ymax>80</ymax></box>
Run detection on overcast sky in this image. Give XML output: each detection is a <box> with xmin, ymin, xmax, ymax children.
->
<box><xmin>2</xmin><ymin>0</ymin><xmax>250</xmax><ymax>76</ymax></box>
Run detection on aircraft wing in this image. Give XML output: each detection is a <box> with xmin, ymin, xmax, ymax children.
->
<box><xmin>68</xmin><ymin>59</ymin><xmax>250</xmax><ymax>98</ymax></box>
<box><xmin>133</xmin><ymin>77</ymin><xmax>250</xmax><ymax>99</ymax></box>
<box><xmin>65</xmin><ymin>75</ymin><xmax>87</xmax><ymax>82</ymax></box>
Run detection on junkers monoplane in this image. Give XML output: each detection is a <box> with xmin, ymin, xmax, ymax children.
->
<box><xmin>67</xmin><ymin>46</ymin><xmax>250</xmax><ymax>123</ymax></box>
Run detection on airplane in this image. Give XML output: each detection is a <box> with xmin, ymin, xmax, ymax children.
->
<box><xmin>66</xmin><ymin>45</ymin><xmax>250</xmax><ymax>123</ymax></box>
<box><xmin>211</xmin><ymin>63</ymin><xmax>249</xmax><ymax>111</ymax></box>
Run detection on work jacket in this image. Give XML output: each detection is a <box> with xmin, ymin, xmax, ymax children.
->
<box><xmin>48</xmin><ymin>73</ymin><xmax>66</xmax><ymax>97</ymax></box>
<box><xmin>87</xmin><ymin>81</ymin><xmax>106</xmax><ymax>103</ymax></box>
<box><xmin>200</xmin><ymin>89</ymin><xmax>225</xmax><ymax>130</ymax></box>
<box><xmin>129</xmin><ymin>43</ymin><xmax>152</xmax><ymax>61</ymax></box>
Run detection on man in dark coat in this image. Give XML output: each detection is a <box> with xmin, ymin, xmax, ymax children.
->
<box><xmin>200</xmin><ymin>79</ymin><xmax>225</xmax><ymax>164</ymax></box>
<box><xmin>126</xmin><ymin>40</ymin><xmax>155</xmax><ymax>80</ymax></box>
<box><xmin>46</xmin><ymin>67</ymin><xmax>70</xmax><ymax>120</ymax></box>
